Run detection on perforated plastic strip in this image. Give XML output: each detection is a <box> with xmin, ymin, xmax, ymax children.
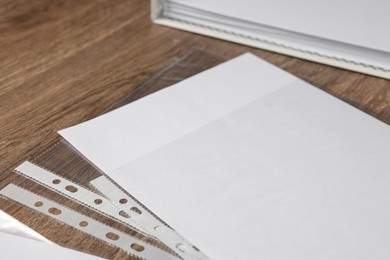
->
<box><xmin>15</xmin><ymin>162</ymin><xmax>150</xmax><ymax>235</ymax></box>
<box><xmin>91</xmin><ymin>176</ymin><xmax>210</xmax><ymax>260</ymax></box>
<box><xmin>0</xmin><ymin>184</ymin><xmax>177</xmax><ymax>260</ymax></box>
<box><xmin>15</xmin><ymin>161</ymin><xmax>209</xmax><ymax>260</ymax></box>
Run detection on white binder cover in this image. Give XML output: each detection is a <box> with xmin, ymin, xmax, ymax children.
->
<box><xmin>60</xmin><ymin>53</ymin><xmax>390</xmax><ymax>259</ymax></box>
<box><xmin>151</xmin><ymin>0</ymin><xmax>390</xmax><ymax>79</ymax></box>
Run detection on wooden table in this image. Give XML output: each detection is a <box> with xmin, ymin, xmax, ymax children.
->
<box><xmin>0</xmin><ymin>0</ymin><xmax>389</xmax><ymax>259</ymax></box>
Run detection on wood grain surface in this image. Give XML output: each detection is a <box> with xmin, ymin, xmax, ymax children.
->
<box><xmin>0</xmin><ymin>0</ymin><xmax>389</xmax><ymax>259</ymax></box>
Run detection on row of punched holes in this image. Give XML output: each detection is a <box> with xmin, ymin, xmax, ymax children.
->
<box><xmin>51</xmin><ymin>178</ymin><xmax>189</xmax><ymax>254</ymax></box>
<box><xmin>33</xmin><ymin>200</ymin><xmax>145</xmax><ymax>252</ymax></box>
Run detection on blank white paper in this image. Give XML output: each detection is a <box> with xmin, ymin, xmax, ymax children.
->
<box><xmin>60</xmin><ymin>53</ymin><xmax>390</xmax><ymax>260</ymax></box>
<box><xmin>0</xmin><ymin>209</ymin><xmax>51</xmax><ymax>243</ymax></box>
<box><xmin>60</xmin><ymin>53</ymin><xmax>295</xmax><ymax>173</ymax></box>
<box><xmin>0</xmin><ymin>206</ymin><xmax>100</xmax><ymax>259</ymax></box>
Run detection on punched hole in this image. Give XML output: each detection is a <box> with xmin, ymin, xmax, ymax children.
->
<box><xmin>65</xmin><ymin>185</ymin><xmax>78</xmax><ymax>193</ymax></box>
<box><xmin>154</xmin><ymin>226</ymin><xmax>164</xmax><ymax>232</ymax></box>
<box><xmin>94</xmin><ymin>199</ymin><xmax>102</xmax><ymax>205</ymax></box>
<box><xmin>119</xmin><ymin>198</ymin><xmax>128</xmax><ymax>204</ymax></box>
<box><xmin>106</xmin><ymin>232</ymin><xmax>119</xmax><ymax>241</ymax></box>
<box><xmin>130</xmin><ymin>207</ymin><xmax>142</xmax><ymax>214</ymax></box>
<box><xmin>79</xmin><ymin>221</ymin><xmax>88</xmax><ymax>227</ymax></box>
<box><xmin>34</xmin><ymin>201</ymin><xmax>43</xmax><ymax>207</ymax></box>
<box><xmin>119</xmin><ymin>210</ymin><xmax>130</xmax><ymax>218</ymax></box>
<box><xmin>130</xmin><ymin>243</ymin><xmax>145</xmax><ymax>252</ymax></box>
<box><xmin>48</xmin><ymin>207</ymin><xmax>62</xmax><ymax>215</ymax></box>
<box><xmin>52</xmin><ymin>179</ymin><xmax>61</xmax><ymax>185</ymax></box>
<box><xmin>176</xmin><ymin>243</ymin><xmax>187</xmax><ymax>252</ymax></box>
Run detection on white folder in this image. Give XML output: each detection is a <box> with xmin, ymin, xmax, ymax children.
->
<box><xmin>152</xmin><ymin>0</ymin><xmax>390</xmax><ymax>79</ymax></box>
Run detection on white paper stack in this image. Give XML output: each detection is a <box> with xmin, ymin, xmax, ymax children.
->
<box><xmin>60</xmin><ymin>53</ymin><xmax>390</xmax><ymax>259</ymax></box>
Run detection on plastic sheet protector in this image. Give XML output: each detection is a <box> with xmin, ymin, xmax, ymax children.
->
<box><xmin>60</xmin><ymin>53</ymin><xmax>390</xmax><ymax>259</ymax></box>
<box><xmin>2</xmin><ymin>49</ymin><xmax>221</xmax><ymax>260</ymax></box>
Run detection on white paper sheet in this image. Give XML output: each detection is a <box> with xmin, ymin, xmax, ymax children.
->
<box><xmin>60</xmin><ymin>53</ymin><xmax>390</xmax><ymax>259</ymax></box>
<box><xmin>60</xmin><ymin>54</ymin><xmax>295</xmax><ymax>173</ymax></box>
<box><xmin>0</xmin><ymin>233</ymin><xmax>101</xmax><ymax>259</ymax></box>
<box><xmin>0</xmin><ymin>209</ymin><xmax>52</xmax><ymax>243</ymax></box>
<box><xmin>0</xmin><ymin>211</ymin><xmax>100</xmax><ymax>259</ymax></box>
